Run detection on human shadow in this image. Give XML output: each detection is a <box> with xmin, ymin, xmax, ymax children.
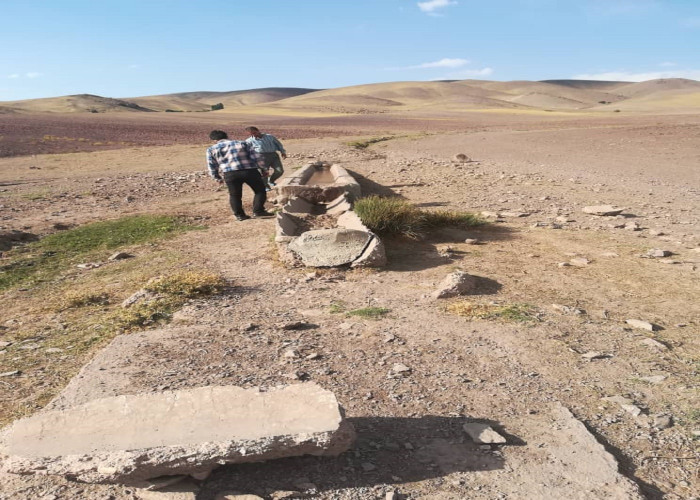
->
<box><xmin>198</xmin><ymin>415</ymin><xmax>516</xmax><ymax>498</ymax></box>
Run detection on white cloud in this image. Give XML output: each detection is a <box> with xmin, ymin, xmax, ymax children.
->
<box><xmin>414</xmin><ymin>58</ymin><xmax>469</xmax><ymax>69</ymax></box>
<box><xmin>417</xmin><ymin>0</ymin><xmax>457</xmax><ymax>14</ymax></box>
<box><xmin>659</xmin><ymin>62</ymin><xmax>677</xmax><ymax>67</ymax></box>
<box><xmin>572</xmin><ymin>69</ymin><xmax>700</xmax><ymax>81</ymax></box>
<box><xmin>8</xmin><ymin>74</ymin><xmax>19</xmax><ymax>79</ymax></box>
<box><xmin>26</xmin><ymin>72</ymin><xmax>42</xmax><ymax>78</ymax></box>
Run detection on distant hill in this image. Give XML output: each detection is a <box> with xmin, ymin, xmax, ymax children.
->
<box><xmin>2</xmin><ymin>79</ymin><xmax>699</xmax><ymax>115</ymax></box>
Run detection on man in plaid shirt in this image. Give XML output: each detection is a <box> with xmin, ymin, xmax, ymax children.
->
<box><xmin>206</xmin><ymin>130</ymin><xmax>274</xmax><ymax>221</ymax></box>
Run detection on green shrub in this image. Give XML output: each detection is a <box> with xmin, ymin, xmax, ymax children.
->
<box><xmin>354</xmin><ymin>196</ymin><xmax>483</xmax><ymax>239</ymax></box>
<box><xmin>347</xmin><ymin>307</ymin><xmax>390</xmax><ymax>319</ymax></box>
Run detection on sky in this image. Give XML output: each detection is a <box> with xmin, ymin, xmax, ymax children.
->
<box><xmin>1</xmin><ymin>0</ymin><xmax>699</xmax><ymax>101</ymax></box>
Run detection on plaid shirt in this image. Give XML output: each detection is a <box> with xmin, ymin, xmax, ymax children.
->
<box><xmin>206</xmin><ymin>140</ymin><xmax>264</xmax><ymax>180</ymax></box>
<box><xmin>245</xmin><ymin>133</ymin><xmax>286</xmax><ymax>154</ymax></box>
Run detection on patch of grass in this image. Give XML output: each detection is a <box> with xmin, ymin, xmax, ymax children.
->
<box><xmin>446</xmin><ymin>302</ymin><xmax>538</xmax><ymax>323</ymax></box>
<box><xmin>110</xmin><ymin>271</ymin><xmax>226</xmax><ymax>331</ymax></box>
<box><xmin>329</xmin><ymin>301</ymin><xmax>346</xmax><ymax>314</ymax></box>
<box><xmin>347</xmin><ymin>307</ymin><xmax>390</xmax><ymax>319</ymax></box>
<box><xmin>0</xmin><ymin>215</ymin><xmax>203</xmax><ymax>291</ymax></box>
<box><xmin>346</xmin><ymin>136</ymin><xmax>396</xmax><ymax>149</ymax></box>
<box><xmin>61</xmin><ymin>291</ymin><xmax>110</xmax><ymax>309</ymax></box>
<box><xmin>20</xmin><ymin>190</ymin><xmax>51</xmax><ymax>201</ymax></box>
<box><xmin>354</xmin><ymin>196</ymin><xmax>483</xmax><ymax>239</ymax></box>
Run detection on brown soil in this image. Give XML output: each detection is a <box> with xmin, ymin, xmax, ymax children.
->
<box><xmin>0</xmin><ymin>111</ymin><xmax>698</xmax><ymax>500</ymax></box>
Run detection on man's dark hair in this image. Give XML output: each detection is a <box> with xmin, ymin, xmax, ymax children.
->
<box><xmin>209</xmin><ymin>130</ymin><xmax>228</xmax><ymax>141</ymax></box>
<box><xmin>245</xmin><ymin>126</ymin><xmax>260</xmax><ymax>133</ymax></box>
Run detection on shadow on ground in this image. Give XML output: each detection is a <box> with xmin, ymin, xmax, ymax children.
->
<box><xmin>382</xmin><ymin>225</ymin><xmax>517</xmax><ymax>273</ymax></box>
<box><xmin>199</xmin><ymin>415</ymin><xmax>515</xmax><ymax>498</ymax></box>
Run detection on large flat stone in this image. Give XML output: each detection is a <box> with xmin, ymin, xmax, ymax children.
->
<box><xmin>0</xmin><ymin>383</ymin><xmax>355</xmax><ymax>485</ymax></box>
<box><xmin>288</xmin><ymin>228</ymin><xmax>372</xmax><ymax>267</ymax></box>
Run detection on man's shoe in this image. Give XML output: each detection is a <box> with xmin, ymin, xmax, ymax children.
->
<box><xmin>268</xmin><ymin>181</ymin><xmax>276</xmax><ymax>187</ymax></box>
<box><xmin>235</xmin><ymin>214</ymin><xmax>251</xmax><ymax>221</ymax></box>
<box><xmin>253</xmin><ymin>211</ymin><xmax>275</xmax><ymax>218</ymax></box>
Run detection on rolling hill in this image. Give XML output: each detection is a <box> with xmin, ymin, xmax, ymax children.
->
<box><xmin>2</xmin><ymin>78</ymin><xmax>699</xmax><ymax>115</ymax></box>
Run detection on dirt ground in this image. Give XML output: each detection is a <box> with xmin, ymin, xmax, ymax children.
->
<box><xmin>0</xmin><ymin>111</ymin><xmax>698</xmax><ymax>499</ymax></box>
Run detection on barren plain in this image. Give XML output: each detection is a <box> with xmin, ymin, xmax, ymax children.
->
<box><xmin>0</xmin><ymin>80</ymin><xmax>699</xmax><ymax>499</ymax></box>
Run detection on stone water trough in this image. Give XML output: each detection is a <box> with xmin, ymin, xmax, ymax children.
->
<box><xmin>274</xmin><ymin>162</ymin><xmax>385</xmax><ymax>268</ymax></box>
<box><xmin>275</xmin><ymin>161</ymin><xmax>362</xmax><ymax>205</ymax></box>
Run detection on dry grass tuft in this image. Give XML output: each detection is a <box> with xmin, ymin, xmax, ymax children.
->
<box><xmin>446</xmin><ymin>302</ymin><xmax>538</xmax><ymax>323</ymax></box>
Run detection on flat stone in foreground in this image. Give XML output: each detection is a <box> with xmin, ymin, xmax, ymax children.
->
<box><xmin>0</xmin><ymin>383</ymin><xmax>355</xmax><ymax>485</ymax></box>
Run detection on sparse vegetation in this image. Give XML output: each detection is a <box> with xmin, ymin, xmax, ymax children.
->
<box><xmin>354</xmin><ymin>195</ymin><xmax>483</xmax><ymax>239</ymax></box>
<box><xmin>0</xmin><ymin>215</ymin><xmax>203</xmax><ymax>291</ymax></box>
<box><xmin>346</xmin><ymin>136</ymin><xmax>395</xmax><ymax>149</ymax></box>
<box><xmin>329</xmin><ymin>301</ymin><xmax>346</xmax><ymax>314</ymax></box>
<box><xmin>61</xmin><ymin>291</ymin><xmax>110</xmax><ymax>309</ymax></box>
<box><xmin>211</xmin><ymin>103</ymin><xmax>224</xmax><ymax>111</ymax></box>
<box><xmin>347</xmin><ymin>306</ymin><xmax>390</xmax><ymax>318</ymax></box>
<box><xmin>446</xmin><ymin>302</ymin><xmax>538</xmax><ymax>323</ymax></box>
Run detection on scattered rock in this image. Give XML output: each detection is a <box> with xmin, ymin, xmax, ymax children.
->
<box><xmin>391</xmin><ymin>363</ymin><xmax>412</xmax><ymax>376</ymax></box>
<box><xmin>569</xmin><ymin>257</ymin><xmax>590</xmax><ymax>267</ymax></box>
<box><xmin>581</xmin><ymin>352</ymin><xmax>610</xmax><ymax>361</ymax></box>
<box><xmin>215</xmin><ymin>493</ymin><xmax>264</xmax><ymax>500</ymax></box>
<box><xmin>0</xmin><ymin>370</ymin><xmax>21</xmax><ymax>377</ymax></box>
<box><xmin>582</xmin><ymin>205</ymin><xmax>624</xmax><ymax>216</ymax></box>
<box><xmin>452</xmin><ymin>153</ymin><xmax>471</xmax><ymax>163</ymax></box>
<box><xmin>640</xmin><ymin>338</ymin><xmax>668</xmax><ymax>351</ymax></box>
<box><xmin>625</xmin><ymin>319</ymin><xmax>656</xmax><ymax>331</ymax></box>
<box><xmin>652</xmin><ymin>415</ymin><xmax>673</xmax><ymax>430</ymax></box>
<box><xmin>637</xmin><ymin>375</ymin><xmax>667</xmax><ymax>384</ymax></box>
<box><xmin>646</xmin><ymin>248</ymin><xmax>672</xmax><ymax>258</ymax></box>
<box><xmin>462</xmin><ymin>423</ymin><xmax>507</xmax><ymax>444</ymax></box>
<box><xmin>108</xmin><ymin>252</ymin><xmax>133</xmax><ymax>261</ymax></box>
<box><xmin>552</xmin><ymin>304</ymin><xmax>584</xmax><ymax>315</ymax></box>
<box><xmin>431</xmin><ymin>270</ymin><xmax>477</xmax><ymax>299</ymax></box>
<box><xmin>603</xmin><ymin>396</ymin><xmax>643</xmax><ymax>417</ymax></box>
<box><xmin>464</xmin><ymin>238</ymin><xmax>479</xmax><ymax>245</ymax></box>
<box><xmin>500</xmin><ymin>211</ymin><xmax>530</xmax><ymax>218</ymax></box>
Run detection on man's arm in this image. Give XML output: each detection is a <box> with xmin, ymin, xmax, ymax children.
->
<box><xmin>206</xmin><ymin>148</ymin><xmax>222</xmax><ymax>182</ymax></box>
<box><xmin>272</xmin><ymin>136</ymin><xmax>286</xmax><ymax>157</ymax></box>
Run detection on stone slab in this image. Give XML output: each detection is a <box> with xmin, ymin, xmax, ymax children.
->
<box><xmin>288</xmin><ymin>228</ymin><xmax>372</xmax><ymax>267</ymax></box>
<box><xmin>0</xmin><ymin>383</ymin><xmax>355</xmax><ymax>485</ymax></box>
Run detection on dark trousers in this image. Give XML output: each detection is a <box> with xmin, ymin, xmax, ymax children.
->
<box><xmin>261</xmin><ymin>152</ymin><xmax>284</xmax><ymax>184</ymax></box>
<box><xmin>223</xmin><ymin>169</ymin><xmax>267</xmax><ymax>216</ymax></box>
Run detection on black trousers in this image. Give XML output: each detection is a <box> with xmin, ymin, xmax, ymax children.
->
<box><xmin>223</xmin><ymin>169</ymin><xmax>267</xmax><ymax>216</ymax></box>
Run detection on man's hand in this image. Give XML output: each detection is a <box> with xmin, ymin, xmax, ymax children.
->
<box><xmin>281</xmin><ymin>152</ymin><xmax>287</xmax><ymax>159</ymax></box>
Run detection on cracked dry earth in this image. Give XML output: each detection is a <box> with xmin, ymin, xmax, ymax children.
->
<box><xmin>0</xmin><ymin>117</ymin><xmax>699</xmax><ymax>499</ymax></box>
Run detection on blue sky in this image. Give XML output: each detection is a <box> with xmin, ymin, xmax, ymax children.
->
<box><xmin>1</xmin><ymin>0</ymin><xmax>699</xmax><ymax>100</ymax></box>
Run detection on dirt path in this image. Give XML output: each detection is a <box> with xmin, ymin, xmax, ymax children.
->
<box><xmin>1</xmin><ymin>116</ymin><xmax>698</xmax><ymax>499</ymax></box>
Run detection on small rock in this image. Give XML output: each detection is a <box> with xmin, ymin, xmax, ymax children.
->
<box><xmin>582</xmin><ymin>205</ymin><xmax>624</xmax><ymax>216</ymax></box>
<box><xmin>0</xmin><ymin>341</ymin><xmax>12</xmax><ymax>348</ymax></box>
<box><xmin>305</xmin><ymin>352</ymin><xmax>321</xmax><ymax>360</ymax></box>
<box><xmin>640</xmin><ymin>338</ymin><xmax>668</xmax><ymax>351</ymax></box>
<box><xmin>603</xmin><ymin>396</ymin><xmax>643</xmax><ymax>416</ymax></box>
<box><xmin>463</xmin><ymin>423</ymin><xmax>506</xmax><ymax>444</ymax></box>
<box><xmin>361</xmin><ymin>462</ymin><xmax>377</xmax><ymax>472</ymax></box>
<box><xmin>623</xmin><ymin>222</ymin><xmax>641</xmax><ymax>231</ymax></box>
<box><xmin>552</xmin><ymin>304</ymin><xmax>584</xmax><ymax>315</ymax></box>
<box><xmin>108</xmin><ymin>252</ymin><xmax>133</xmax><ymax>261</ymax></box>
<box><xmin>581</xmin><ymin>352</ymin><xmax>609</xmax><ymax>361</ymax></box>
<box><xmin>646</xmin><ymin>249</ymin><xmax>671</xmax><ymax>258</ymax></box>
<box><xmin>500</xmin><ymin>211</ymin><xmax>529</xmax><ymax>218</ymax></box>
<box><xmin>0</xmin><ymin>370</ymin><xmax>21</xmax><ymax>377</ymax></box>
<box><xmin>215</xmin><ymin>493</ymin><xmax>264</xmax><ymax>500</ymax></box>
<box><xmin>652</xmin><ymin>415</ymin><xmax>673</xmax><ymax>430</ymax></box>
<box><xmin>270</xmin><ymin>491</ymin><xmax>303</xmax><ymax>500</ymax></box>
<box><xmin>569</xmin><ymin>257</ymin><xmax>590</xmax><ymax>267</ymax></box>
<box><xmin>239</xmin><ymin>323</ymin><xmax>257</xmax><ymax>332</ymax></box>
<box><xmin>432</xmin><ymin>270</ymin><xmax>478</xmax><ymax>299</ymax></box>
<box><xmin>391</xmin><ymin>363</ymin><xmax>412</xmax><ymax>376</ymax></box>
<box><xmin>626</xmin><ymin>319</ymin><xmax>656</xmax><ymax>331</ymax></box>
<box><xmin>386</xmin><ymin>491</ymin><xmax>403</xmax><ymax>500</ymax></box>
<box><xmin>452</xmin><ymin>153</ymin><xmax>471</xmax><ymax>163</ymax></box>
<box><xmin>77</xmin><ymin>262</ymin><xmax>102</xmax><ymax>269</ymax></box>
<box><xmin>558</xmin><ymin>262</ymin><xmax>571</xmax><ymax>267</ymax></box>
<box><xmin>283</xmin><ymin>349</ymin><xmax>300</xmax><ymax>359</ymax></box>
<box><xmin>637</xmin><ymin>375</ymin><xmax>667</xmax><ymax>384</ymax></box>
<box><xmin>464</xmin><ymin>238</ymin><xmax>479</xmax><ymax>245</ymax></box>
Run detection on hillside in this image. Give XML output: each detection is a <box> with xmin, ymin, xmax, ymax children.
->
<box><xmin>2</xmin><ymin>78</ymin><xmax>700</xmax><ymax>115</ymax></box>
